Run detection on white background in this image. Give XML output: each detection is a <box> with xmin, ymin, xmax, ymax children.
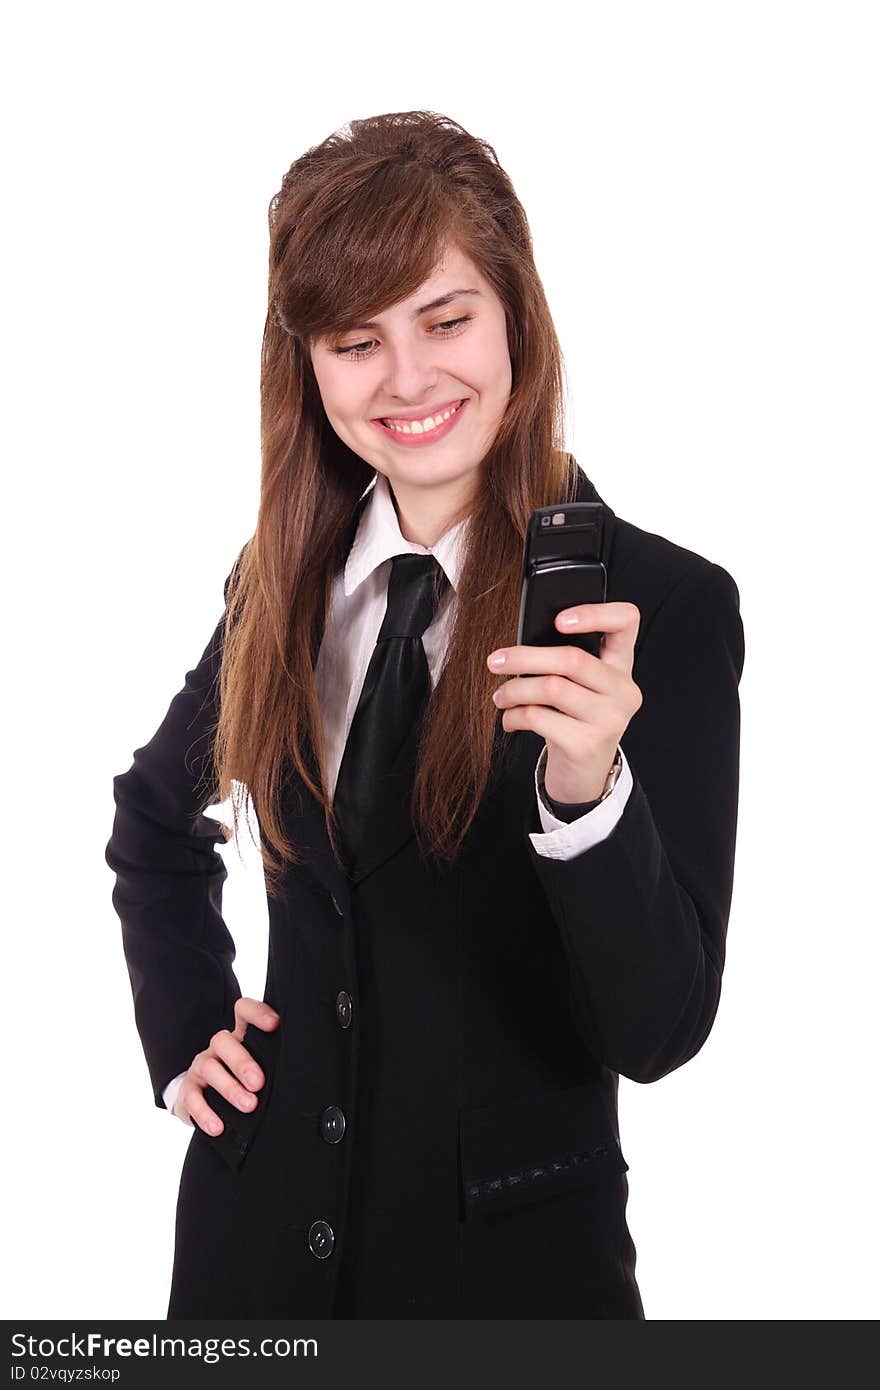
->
<box><xmin>4</xmin><ymin>0</ymin><xmax>877</xmax><ymax>1321</ymax></box>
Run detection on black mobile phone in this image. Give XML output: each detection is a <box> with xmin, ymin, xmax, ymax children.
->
<box><xmin>516</xmin><ymin>502</ymin><xmax>607</xmax><ymax>661</ymax></box>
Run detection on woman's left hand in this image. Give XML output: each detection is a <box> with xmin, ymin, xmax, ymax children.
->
<box><xmin>487</xmin><ymin>603</ymin><xmax>644</xmax><ymax>803</ymax></box>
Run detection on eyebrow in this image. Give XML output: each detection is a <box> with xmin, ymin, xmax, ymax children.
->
<box><xmin>343</xmin><ymin>288</ymin><xmax>483</xmax><ymax>333</ymax></box>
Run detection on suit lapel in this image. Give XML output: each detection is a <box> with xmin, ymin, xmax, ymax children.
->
<box><xmin>279</xmin><ymin>464</ymin><xmax>616</xmax><ymax>894</ymax></box>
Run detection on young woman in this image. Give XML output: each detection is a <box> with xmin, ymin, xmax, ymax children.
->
<box><xmin>105</xmin><ymin>109</ymin><xmax>745</xmax><ymax>1319</ymax></box>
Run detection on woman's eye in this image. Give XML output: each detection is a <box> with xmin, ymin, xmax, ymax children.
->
<box><xmin>333</xmin><ymin>314</ymin><xmax>472</xmax><ymax>360</ymax></box>
<box><xmin>433</xmin><ymin>316</ymin><xmax>471</xmax><ymax>334</ymax></box>
<box><xmin>334</xmin><ymin>339</ymin><xmax>373</xmax><ymax>358</ymax></box>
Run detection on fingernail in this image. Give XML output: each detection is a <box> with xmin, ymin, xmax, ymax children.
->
<box><xmin>207</xmin><ymin>1120</ymin><xmax>221</xmax><ymax>1134</ymax></box>
<box><xmin>240</xmin><ymin>1092</ymin><xmax>255</xmax><ymax>1108</ymax></box>
<box><xmin>245</xmin><ymin>1069</ymin><xmax>260</xmax><ymax>1087</ymax></box>
<box><xmin>261</xmin><ymin>1013</ymin><xmax>275</xmax><ymax>1025</ymax></box>
<box><xmin>488</xmin><ymin>652</ymin><xmax>506</xmax><ymax>666</ymax></box>
<box><xmin>559</xmin><ymin>612</ymin><xmax>578</xmax><ymax>626</ymax></box>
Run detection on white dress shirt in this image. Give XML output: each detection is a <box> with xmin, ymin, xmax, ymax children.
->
<box><xmin>163</xmin><ymin>471</ymin><xmax>633</xmax><ymax>1121</ymax></box>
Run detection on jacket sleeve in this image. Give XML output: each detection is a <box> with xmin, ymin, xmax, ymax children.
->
<box><xmin>524</xmin><ymin>560</ymin><xmax>745</xmax><ymax>1084</ymax></box>
<box><xmin>104</xmin><ymin>569</ymin><xmax>243</xmax><ymax>1110</ymax></box>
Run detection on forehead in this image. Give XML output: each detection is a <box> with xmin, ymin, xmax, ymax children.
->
<box><xmin>408</xmin><ymin>242</ymin><xmax>481</xmax><ymax>294</ymax></box>
<box><xmin>306</xmin><ymin>241</ymin><xmax>494</xmax><ymax>354</ymax></box>
<box><xmin>368</xmin><ymin>244</ymin><xmax>486</xmax><ymax>321</ymax></box>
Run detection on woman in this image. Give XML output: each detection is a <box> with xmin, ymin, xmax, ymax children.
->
<box><xmin>105</xmin><ymin>109</ymin><xmax>745</xmax><ymax>1319</ymax></box>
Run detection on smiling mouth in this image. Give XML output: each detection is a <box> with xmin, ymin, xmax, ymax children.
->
<box><xmin>376</xmin><ymin>399</ymin><xmax>467</xmax><ymax>436</ymax></box>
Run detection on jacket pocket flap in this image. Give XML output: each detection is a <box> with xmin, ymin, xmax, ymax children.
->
<box><xmin>195</xmin><ymin>1023</ymin><xmax>281</xmax><ymax>1175</ymax></box>
<box><xmin>459</xmin><ymin>1082</ymin><xmax>628</xmax><ymax>1218</ymax></box>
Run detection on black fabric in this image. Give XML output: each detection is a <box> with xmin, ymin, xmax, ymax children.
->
<box><xmin>542</xmin><ymin>791</ymin><xmax>603</xmax><ymax>821</ymax></box>
<box><xmin>332</xmin><ymin>553</ymin><xmax>450</xmax><ymax>876</ymax></box>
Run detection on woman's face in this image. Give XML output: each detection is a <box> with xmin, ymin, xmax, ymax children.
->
<box><xmin>308</xmin><ymin>242</ymin><xmax>512</xmax><ymax>536</ymax></box>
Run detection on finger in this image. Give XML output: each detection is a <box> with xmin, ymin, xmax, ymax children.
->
<box><xmin>499</xmin><ymin>702</ymin><xmax>592</xmax><ymax>760</ymax></box>
<box><xmin>492</xmin><ymin>642</ymin><xmax>617</xmax><ymax>694</ymax></box>
<box><xmin>206</xmin><ymin>1032</ymin><xmax>265</xmax><ymax>1106</ymax></box>
<box><xmin>180</xmin><ymin>1078</ymin><xmax>227</xmax><ymax>1137</ymax></box>
<box><xmin>553</xmin><ymin>602</ymin><xmax>640</xmax><ymax>673</ymax></box>
<box><xmin>553</xmin><ymin>601</ymin><xmax>637</xmax><ymax>634</ymax></box>
<box><xmin>493</xmin><ymin>671</ymin><xmax>607</xmax><ymax>723</ymax></box>
<box><xmin>233</xmin><ymin>996</ymin><xmax>281</xmax><ymax>1039</ymax></box>
<box><xmin>488</xmin><ymin>638</ymin><xmax>621</xmax><ymax>682</ymax></box>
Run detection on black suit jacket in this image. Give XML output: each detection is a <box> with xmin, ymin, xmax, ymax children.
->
<box><xmin>105</xmin><ymin>465</ymin><xmax>745</xmax><ymax>1318</ymax></box>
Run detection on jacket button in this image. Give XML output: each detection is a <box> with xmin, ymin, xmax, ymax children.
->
<box><xmin>308</xmin><ymin>1220</ymin><xmax>334</xmax><ymax>1259</ymax></box>
<box><xmin>330</xmin><ymin>893</ymin><xmax>344</xmax><ymax>916</ymax></box>
<box><xmin>335</xmin><ymin>990</ymin><xmax>352</xmax><ymax>1028</ymax></box>
<box><xmin>320</xmin><ymin>1105</ymin><xmax>346</xmax><ymax>1143</ymax></box>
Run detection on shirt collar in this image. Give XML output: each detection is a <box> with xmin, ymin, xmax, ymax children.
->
<box><xmin>343</xmin><ymin>470</ymin><xmax>469</xmax><ymax>597</ymax></box>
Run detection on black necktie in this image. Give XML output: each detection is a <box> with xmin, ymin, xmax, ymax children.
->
<box><xmin>332</xmin><ymin>552</ymin><xmax>451</xmax><ymax>873</ymax></box>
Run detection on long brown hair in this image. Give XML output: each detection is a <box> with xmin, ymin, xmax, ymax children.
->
<box><xmin>212</xmin><ymin>110</ymin><xmax>576</xmax><ymax>898</ymax></box>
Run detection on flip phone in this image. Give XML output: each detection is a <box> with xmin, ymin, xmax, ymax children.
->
<box><xmin>516</xmin><ymin>502</ymin><xmax>607</xmax><ymax>662</ymax></box>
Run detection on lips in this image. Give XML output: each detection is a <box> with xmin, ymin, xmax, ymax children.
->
<box><xmin>370</xmin><ymin>396</ymin><xmax>470</xmax><ymax>447</ymax></box>
<box><xmin>375</xmin><ymin>397</ymin><xmax>466</xmax><ymax>424</ymax></box>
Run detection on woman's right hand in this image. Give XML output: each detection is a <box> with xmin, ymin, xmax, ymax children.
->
<box><xmin>173</xmin><ymin>997</ymin><xmax>281</xmax><ymax>1135</ymax></box>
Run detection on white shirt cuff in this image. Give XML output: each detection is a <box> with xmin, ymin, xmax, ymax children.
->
<box><xmin>529</xmin><ymin>743</ymin><xmax>633</xmax><ymax>859</ymax></box>
<box><xmin>162</xmin><ymin>1071</ymin><xmax>192</xmax><ymax>1125</ymax></box>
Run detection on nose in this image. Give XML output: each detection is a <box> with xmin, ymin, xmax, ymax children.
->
<box><xmin>380</xmin><ymin>336</ymin><xmax>441</xmax><ymax>404</ymax></box>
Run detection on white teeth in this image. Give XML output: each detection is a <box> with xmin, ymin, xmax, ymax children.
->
<box><xmin>382</xmin><ymin>400</ymin><xmax>463</xmax><ymax>434</ymax></box>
